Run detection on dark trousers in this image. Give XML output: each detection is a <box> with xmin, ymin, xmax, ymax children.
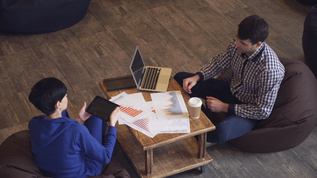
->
<box><xmin>174</xmin><ymin>72</ymin><xmax>257</xmax><ymax>143</ymax></box>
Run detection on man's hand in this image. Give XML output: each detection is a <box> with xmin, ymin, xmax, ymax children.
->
<box><xmin>206</xmin><ymin>96</ymin><xmax>229</xmax><ymax>113</ymax></box>
<box><xmin>109</xmin><ymin>107</ymin><xmax>120</xmax><ymax>127</ymax></box>
<box><xmin>183</xmin><ymin>74</ymin><xmax>200</xmax><ymax>94</ymax></box>
<box><xmin>77</xmin><ymin>102</ymin><xmax>92</xmax><ymax>124</ymax></box>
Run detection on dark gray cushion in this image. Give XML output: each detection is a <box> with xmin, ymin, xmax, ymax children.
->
<box><xmin>297</xmin><ymin>0</ymin><xmax>317</xmax><ymax>5</ymax></box>
<box><xmin>229</xmin><ymin>57</ymin><xmax>317</xmax><ymax>153</ymax></box>
<box><xmin>255</xmin><ymin>57</ymin><xmax>317</xmax><ymax>128</ymax></box>
<box><xmin>303</xmin><ymin>4</ymin><xmax>317</xmax><ymax>78</ymax></box>
<box><xmin>0</xmin><ymin>130</ymin><xmax>130</xmax><ymax>177</ymax></box>
<box><xmin>0</xmin><ymin>0</ymin><xmax>90</xmax><ymax>34</ymax></box>
<box><xmin>0</xmin><ymin>130</ymin><xmax>48</xmax><ymax>177</ymax></box>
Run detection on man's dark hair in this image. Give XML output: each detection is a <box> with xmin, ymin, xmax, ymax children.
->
<box><xmin>29</xmin><ymin>77</ymin><xmax>67</xmax><ymax>116</ymax></box>
<box><xmin>238</xmin><ymin>15</ymin><xmax>269</xmax><ymax>45</ymax></box>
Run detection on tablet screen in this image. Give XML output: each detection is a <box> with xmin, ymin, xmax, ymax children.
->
<box><xmin>103</xmin><ymin>75</ymin><xmax>136</xmax><ymax>91</ymax></box>
<box><xmin>86</xmin><ymin>96</ymin><xmax>119</xmax><ymax>121</ymax></box>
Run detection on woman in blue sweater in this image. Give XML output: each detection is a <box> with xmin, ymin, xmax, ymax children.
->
<box><xmin>28</xmin><ymin>77</ymin><xmax>121</xmax><ymax>178</ymax></box>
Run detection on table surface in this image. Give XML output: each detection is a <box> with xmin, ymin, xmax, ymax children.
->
<box><xmin>99</xmin><ymin>77</ymin><xmax>216</xmax><ymax>177</ymax></box>
<box><xmin>100</xmin><ymin>77</ymin><xmax>215</xmax><ymax>150</ymax></box>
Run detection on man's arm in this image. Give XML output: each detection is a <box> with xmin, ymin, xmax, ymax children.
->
<box><xmin>199</xmin><ymin>40</ymin><xmax>236</xmax><ymax>81</ymax></box>
<box><xmin>183</xmin><ymin>41</ymin><xmax>237</xmax><ymax>94</ymax></box>
<box><xmin>206</xmin><ymin>96</ymin><xmax>229</xmax><ymax>113</ymax></box>
<box><xmin>183</xmin><ymin>74</ymin><xmax>200</xmax><ymax>94</ymax></box>
<box><xmin>234</xmin><ymin>69</ymin><xmax>284</xmax><ymax>120</ymax></box>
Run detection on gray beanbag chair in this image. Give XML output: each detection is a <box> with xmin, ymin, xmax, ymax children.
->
<box><xmin>228</xmin><ymin>57</ymin><xmax>317</xmax><ymax>153</ymax></box>
<box><xmin>0</xmin><ymin>0</ymin><xmax>90</xmax><ymax>34</ymax></box>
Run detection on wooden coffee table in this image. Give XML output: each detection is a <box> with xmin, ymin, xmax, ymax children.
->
<box><xmin>99</xmin><ymin>77</ymin><xmax>215</xmax><ymax>177</ymax></box>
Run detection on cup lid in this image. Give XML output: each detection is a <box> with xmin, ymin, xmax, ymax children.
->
<box><xmin>188</xmin><ymin>97</ymin><xmax>202</xmax><ymax>107</ymax></box>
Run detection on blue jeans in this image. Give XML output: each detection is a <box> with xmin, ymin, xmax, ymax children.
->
<box><xmin>62</xmin><ymin>110</ymin><xmax>108</xmax><ymax>174</ymax></box>
<box><xmin>84</xmin><ymin>115</ymin><xmax>107</xmax><ymax>144</ymax></box>
<box><xmin>84</xmin><ymin>115</ymin><xmax>108</xmax><ymax>173</ymax></box>
<box><xmin>62</xmin><ymin>110</ymin><xmax>107</xmax><ymax>144</ymax></box>
<box><xmin>174</xmin><ymin>72</ymin><xmax>257</xmax><ymax>143</ymax></box>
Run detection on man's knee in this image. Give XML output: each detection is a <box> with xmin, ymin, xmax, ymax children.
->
<box><xmin>174</xmin><ymin>72</ymin><xmax>195</xmax><ymax>86</ymax></box>
<box><xmin>174</xmin><ymin>72</ymin><xmax>185</xmax><ymax>85</ymax></box>
<box><xmin>207</xmin><ymin>116</ymin><xmax>257</xmax><ymax>143</ymax></box>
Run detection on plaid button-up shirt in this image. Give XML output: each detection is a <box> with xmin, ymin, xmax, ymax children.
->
<box><xmin>199</xmin><ymin>40</ymin><xmax>285</xmax><ymax>120</ymax></box>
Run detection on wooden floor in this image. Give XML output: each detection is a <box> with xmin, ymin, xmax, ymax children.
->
<box><xmin>0</xmin><ymin>0</ymin><xmax>316</xmax><ymax>177</ymax></box>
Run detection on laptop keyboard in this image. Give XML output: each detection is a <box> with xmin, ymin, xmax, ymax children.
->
<box><xmin>141</xmin><ymin>67</ymin><xmax>161</xmax><ymax>90</ymax></box>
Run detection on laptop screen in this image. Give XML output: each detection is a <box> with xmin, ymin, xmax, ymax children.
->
<box><xmin>130</xmin><ymin>46</ymin><xmax>145</xmax><ymax>87</ymax></box>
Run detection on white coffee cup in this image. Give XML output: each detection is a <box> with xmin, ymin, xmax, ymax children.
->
<box><xmin>188</xmin><ymin>97</ymin><xmax>202</xmax><ymax>119</ymax></box>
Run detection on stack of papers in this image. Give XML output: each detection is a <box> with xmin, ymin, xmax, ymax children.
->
<box><xmin>110</xmin><ymin>91</ymin><xmax>190</xmax><ymax>138</ymax></box>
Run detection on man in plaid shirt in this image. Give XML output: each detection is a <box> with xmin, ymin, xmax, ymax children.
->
<box><xmin>175</xmin><ymin>15</ymin><xmax>285</xmax><ymax>144</ymax></box>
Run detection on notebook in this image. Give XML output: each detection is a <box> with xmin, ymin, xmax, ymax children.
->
<box><xmin>130</xmin><ymin>46</ymin><xmax>172</xmax><ymax>92</ymax></box>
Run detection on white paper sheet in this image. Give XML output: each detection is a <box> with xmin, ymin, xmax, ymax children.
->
<box><xmin>110</xmin><ymin>91</ymin><xmax>190</xmax><ymax>136</ymax></box>
<box><xmin>122</xmin><ymin>102</ymin><xmax>173</xmax><ymax>138</ymax></box>
<box><xmin>151</xmin><ymin>91</ymin><xmax>190</xmax><ymax>133</ymax></box>
<box><xmin>150</xmin><ymin>91</ymin><xmax>189</xmax><ymax>119</ymax></box>
<box><xmin>110</xmin><ymin>92</ymin><xmax>151</xmax><ymax>124</ymax></box>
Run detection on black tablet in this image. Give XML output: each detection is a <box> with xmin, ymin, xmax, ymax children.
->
<box><xmin>86</xmin><ymin>96</ymin><xmax>119</xmax><ymax>121</ymax></box>
<box><xmin>103</xmin><ymin>75</ymin><xmax>136</xmax><ymax>91</ymax></box>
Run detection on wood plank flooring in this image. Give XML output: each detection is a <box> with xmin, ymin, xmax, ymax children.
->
<box><xmin>0</xmin><ymin>0</ymin><xmax>316</xmax><ymax>177</ymax></box>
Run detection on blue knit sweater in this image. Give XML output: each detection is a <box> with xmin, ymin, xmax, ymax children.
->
<box><xmin>28</xmin><ymin>110</ymin><xmax>117</xmax><ymax>178</ymax></box>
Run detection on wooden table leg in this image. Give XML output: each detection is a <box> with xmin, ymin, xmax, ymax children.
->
<box><xmin>145</xmin><ymin>149</ymin><xmax>153</xmax><ymax>175</ymax></box>
<box><xmin>197</xmin><ymin>133</ymin><xmax>207</xmax><ymax>159</ymax></box>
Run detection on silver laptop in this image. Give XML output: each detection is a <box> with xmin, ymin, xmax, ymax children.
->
<box><xmin>130</xmin><ymin>46</ymin><xmax>172</xmax><ymax>92</ymax></box>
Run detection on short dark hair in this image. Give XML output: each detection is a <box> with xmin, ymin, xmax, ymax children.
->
<box><xmin>238</xmin><ymin>15</ymin><xmax>269</xmax><ymax>45</ymax></box>
<box><xmin>29</xmin><ymin>77</ymin><xmax>67</xmax><ymax>116</ymax></box>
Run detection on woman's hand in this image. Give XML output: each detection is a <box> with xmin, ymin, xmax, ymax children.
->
<box><xmin>77</xmin><ymin>102</ymin><xmax>92</xmax><ymax>124</ymax></box>
<box><xmin>109</xmin><ymin>107</ymin><xmax>120</xmax><ymax>127</ymax></box>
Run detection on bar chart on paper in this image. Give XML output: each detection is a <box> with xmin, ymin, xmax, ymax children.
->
<box><xmin>120</xmin><ymin>105</ymin><xmax>143</xmax><ymax>117</ymax></box>
<box><xmin>110</xmin><ymin>92</ymin><xmax>151</xmax><ymax>124</ymax></box>
<box><xmin>150</xmin><ymin>91</ymin><xmax>189</xmax><ymax>118</ymax></box>
<box><xmin>150</xmin><ymin>91</ymin><xmax>190</xmax><ymax>133</ymax></box>
<box><xmin>133</xmin><ymin>118</ymin><xmax>150</xmax><ymax>132</ymax></box>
